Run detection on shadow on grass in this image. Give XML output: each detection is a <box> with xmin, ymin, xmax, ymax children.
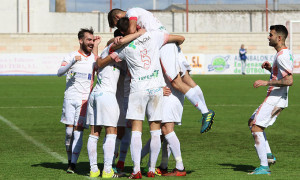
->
<box><xmin>32</xmin><ymin>162</ymin><xmax>97</xmax><ymax>176</ymax></box>
<box><xmin>219</xmin><ymin>163</ymin><xmax>256</xmax><ymax>172</ymax></box>
<box><xmin>32</xmin><ymin>162</ymin><xmax>194</xmax><ymax>176</ymax></box>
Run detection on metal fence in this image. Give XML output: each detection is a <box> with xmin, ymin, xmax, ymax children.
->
<box><xmin>49</xmin><ymin>0</ymin><xmax>300</xmax><ymax>13</ymax></box>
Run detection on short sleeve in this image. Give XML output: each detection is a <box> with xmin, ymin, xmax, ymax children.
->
<box><xmin>150</xmin><ymin>31</ymin><xmax>169</xmax><ymax>49</ymax></box>
<box><xmin>277</xmin><ymin>53</ymin><xmax>293</xmax><ymax>77</ymax></box>
<box><xmin>126</xmin><ymin>9</ymin><xmax>138</xmax><ymax>21</ymax></box>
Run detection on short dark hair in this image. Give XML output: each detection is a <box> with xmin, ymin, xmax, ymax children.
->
<box><xmin>270</xmin><ymin>25</ymin><xmax>288</xmax><ymax>40</ymax></box>
<box><xmin>78</xmin><ymin>27</ymin><xmax>94</xmax><ymax>40</ymax></box>
<box><xmin>116</xmin><ymin>17</ymin><xmax>129</xmax><ymax>33</ymax></box>
<box><xmin>108</xmin><ymin>8</ymin><xmax>124</xmax><ymax>28</ymax></box>
<box><xmin>114</xmin><ymin>29</ymin><xmax>124</xmax><ymax>37</ymax></box>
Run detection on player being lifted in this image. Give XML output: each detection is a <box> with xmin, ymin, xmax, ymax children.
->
<box><xmin>248</xmin><ymin>25</ymin><xmax>293</xmax><ymax>175</ymax></box>
<box><xmin>103</xmin><ymin>17</ymin><xmax>186</xmax><ymax>179</ymax></box>
<box><xmin>86</xmin><ymin>29</ymin><xmax>145</xmax><ymax>178</ymax></box>
<box><xmin>108</xmin><ymin>8</ymin><xmax>215</xmax><ymax>133</ymax></box>
<box><xmin>57</xmin><ymin>28</ymin><xmax>100</xmax><ymax>174</ymax></box>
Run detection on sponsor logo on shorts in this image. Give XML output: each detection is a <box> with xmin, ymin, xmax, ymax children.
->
<box><xmin>138</xmin><ymin>70</ymin><xmax>159</xmax><ymax>81</ymax></box>
<box><xmin>208</xmin><ymin>56</ymin><xmax>230</xmax><ymax>72</ymax></box>
<box><xmin>146</xmin><ymin>87</ymin><xmax>162</xmax><ymax>95</ymax></box>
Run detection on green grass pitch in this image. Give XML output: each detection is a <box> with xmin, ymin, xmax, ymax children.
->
<box><xmin>0</xmin><ymin>75</ymin><xmax>299</xmax><ymax>179</ymax></box>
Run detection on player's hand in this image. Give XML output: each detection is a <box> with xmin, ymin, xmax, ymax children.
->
<box><xmin>75</xmin><ymin>56</ymin><xmax>81</xmax><ymax>61</ymax></box>
<box><xmin>114</xmin><ymin>36</ymin><xmax>123</xmax><ymax>45</ymax></box>
<box><xmin>94</xmin><ymin>36</ymin><xmax>101</xmax><ymax>45</ymax></box>
<box><xmin>253</xmin><ymin>80</ymin><xmax>268</xmax><ymax>88</ymax></box>
<box><xmin>261</xmin><ymin>61</ymin><xmax>271</xmax><ymax>70</ymax></box>
<box><xmin>163</xmin><ymin>86</ymin><xmax>171</xmax><ymax>96</ymax></box>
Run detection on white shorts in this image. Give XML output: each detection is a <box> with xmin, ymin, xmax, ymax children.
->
<box><xmin>126</xmin><ymin>88</ymin><xmax>163</xmax><ymax>121</ymax></box>
<box><xmin>251</xmin><ymin>101</ymin><xmax>282</xmax><ymax>128</ymax></box>
<box><xmin>161</xmin><ymin>92</ymin><xmax>184</xmax><ymax>125</ymax></box>
<box><xmin>177</xmin><ymin>48</ymin><xmax>192</xmax><ymax>76</ymax></box>
<box><xmin>160</xmin><ymin>43</ymin><xmax>191</xmax><ymax>81</ymax></box>
<box><xmin>86</xmin><ymin>91</ymin><xmax>120</xmax><ymax>127</ymax></box>
<box><xmin>60</xmin><ymin>99</ymin><xmax>88</xmax><ymax>128</ymax></box>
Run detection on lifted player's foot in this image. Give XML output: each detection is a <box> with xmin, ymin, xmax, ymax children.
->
<box><xmin>201</xmin><ymin>109</ymin><xmax>215</xmax><ymax>133</ymax></box>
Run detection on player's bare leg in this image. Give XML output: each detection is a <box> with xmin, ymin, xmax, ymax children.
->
<box><xmin>87</xmin><ymin>125</ymin><xmax>102</xmax><ymax>177</ymax></box>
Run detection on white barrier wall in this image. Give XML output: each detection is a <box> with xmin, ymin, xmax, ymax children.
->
<box><xmin>1</xmin><ymin>53</ymin><xmax>299</xmax><ymax>75</ymax></box>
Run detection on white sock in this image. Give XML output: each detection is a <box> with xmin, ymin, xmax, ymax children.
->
<box><xmin>65</xmin><ymin>127</ymin><xmax>73</xmax><ymax>161</ymax></box>
<box><xmin>71</xmin><ymin>130</ymin><xmax>83</xmax><ymax>164</ymax></box>
<box><xmin>185</xmin><ymin>88</ymin><xmax>209</xmax><ymax>114</ymax></box>
<box><xmin>252</xmin><ymin>132</ymin><xmax>268</xmax><ymax>166</ymax></box>
<box><xmin>87</xmin><ymin>135</ymin><xmax>99</xmax><ymax>172</ymax></box>
<box><xmin>160</xmin><ymin>138</ymin><xmax>170</xmax><ymax>169</ymax></box>
<box><xmin>165</xmin><ymin>131</ymin><xmax>184</xmax><ymax>170</ymax></box>
<box><xmin>131</xmin><ymin>131</ymin><xmax>142</xmax><ymax>174</ymax></box>
<box><xmin>119</xmin><ymin>128</ymin><xmax>131</xmax><ymax>162</ymax></box>
<box><xmin>193</xmin><ymin>85</ymin><xmax>209</xmax><ymax>113</ymax></box>
<box><xmin>263</xmin><ymin>131</ymin><xmax>272</xmax><ymax>154</ymax></box>
<box><xmin>141</xmin><ymin>139</ymin><xmax>151</xmax><ymax>160</ymax></box>
<box><xmin>113</xmin><ymin>138</ymin><xmax>121</xmax><ymax>165</ymax></box>
<box><xmin>149</xmin><ymin>130</ymin><xmax>161</xmax><ymax>173</ymax></box>
<box><xmin>103</xmin><ymin>134</ymin><xmax>117</xmax><ymax>173</ymax></box>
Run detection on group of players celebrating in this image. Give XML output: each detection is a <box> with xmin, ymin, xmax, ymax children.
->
<box><xmin>57</xmin><ymin>6</ymin><xmax>293</xmax><ymax>178</ymax></box>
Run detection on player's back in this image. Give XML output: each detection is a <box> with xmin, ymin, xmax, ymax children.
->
<box><xmin>115</xmin><ymin>31</ymin><xmax>167</xmax><ymax>93</ymax></box>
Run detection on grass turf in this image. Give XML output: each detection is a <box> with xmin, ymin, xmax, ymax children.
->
<box><xmin>0</xmin><ymin>75</ymin><xmax>299</xmax><ymax>179</ymax></box>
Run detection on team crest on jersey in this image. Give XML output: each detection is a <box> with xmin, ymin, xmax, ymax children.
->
<box><xmin>208</xmin><ymin>56</ymin><xmax>230</xmax><ymax>72</ymax></box>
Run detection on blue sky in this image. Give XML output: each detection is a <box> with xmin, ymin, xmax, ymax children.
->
<box><xmin>50</xmin><ymin>0</ymin><xmax>300</xmax><ymax>13</ymax></box>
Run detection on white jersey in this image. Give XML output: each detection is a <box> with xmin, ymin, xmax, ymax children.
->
<box><xmin>61</xmin><ymin>51</ymin><xmax>96</xmax><ymax>100</ymax></box>
<box><xmin>93</xmin><ymin>45</ymin><xmax>121</xmax><ymax>94</ymax></box>
<box><xmin>126</xmin><ymin>8</ymin><xmax>167</xmax><ymax>33</ymax></box>
<box><xmin>111</xmin><ymin>31</ymin><xmax>168</xmax><ymax>93</ymax></box>
<box><xmin>265</xmin><ymin>48</ymin><xmax>293</xmax><ymax>107</ymax></box>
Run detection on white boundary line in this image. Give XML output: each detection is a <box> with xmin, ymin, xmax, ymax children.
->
<box><xmin>0</xmin><ymin>106</ymin><xmax>60</xmax><ymax>109</ymax></box>
<box><xmin>0</xmin><ymin>114</ymin><xmax>67</xmax><ymax>163</ymax></box>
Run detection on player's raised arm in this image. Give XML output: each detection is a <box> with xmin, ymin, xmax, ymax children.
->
<box><xmin>167</xmin><ymin>34</ymin><xmax>185</xmax><ymax>45</ymax></box>
<box><xmin>92</xmin><ymin>36</ymin><xmax>101</xmax><ymax>56</ymax></box>
<box><xmin>111</xmin><ymin>28</ymin><xmax>146</xmax><ymax>51</ymax></box>
<box><xmin>96</xmin><ymin>55</ymin><xmax>114</xmax><ymax>68</ymax></box>
<box><xmin>57</xmin><ymin>55</ymin><xmax>81</xmax><ymax>77</ymax></box>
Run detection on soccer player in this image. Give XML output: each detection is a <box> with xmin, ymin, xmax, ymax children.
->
<box><xmin>141</xmin><ymin>73</ymin><xmax>186</xmax><ymax>177</ymax></box>
<box><xmin>108</xmin><ymin>8</ymin><xmax>215</xmax><ymax>134</ymax></box>
<box><xmin>86</xmin><ymin>29</ymin><xmax>145</xmax><ymax>178</ymax></box>
<box><xmin>248</xmin><ymin>25</ymin><xmax>293</xmax><ymax>175</ymax></box>
<box><xmin>108</xmin><ymin>17</ymin><xmax>185</xmax><ymax>179</ymax></box>
<box><xmin>57</xmin><ymin>28</ymin><xmax>100</xmax><ymax>173</ymax></box>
